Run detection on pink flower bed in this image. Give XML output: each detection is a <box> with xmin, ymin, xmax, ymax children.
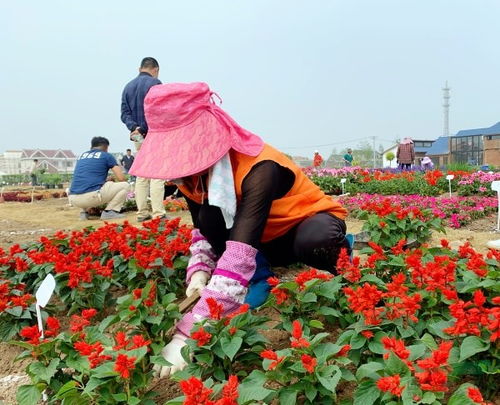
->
<box><xmin>340</xmin><ymin>193</ymin><xmax>498</xmax><ymax>228</ymax></box>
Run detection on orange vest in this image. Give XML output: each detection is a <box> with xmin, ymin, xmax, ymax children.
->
<box><xmin>178</xmin><ymin>144</ymin><xmax>347</xmax><ymax>243</ymax></box>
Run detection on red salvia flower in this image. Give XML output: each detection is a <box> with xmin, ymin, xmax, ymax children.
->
<box><xmin>377</xmin><ymin>375</ymin><xmax>405</xmax><ymax>397</ymax></box>
<box><xmin>301</xmin><ymin>354</ymin><xmax>317</xmax><ymax>374</ymax></box>
<box><xmin>294</xmin><ymin>269</ymin><xmax>333</xmax><ymax>290</ymax></box>
<box><xmin>20</xmin><ymin>325</ymin><xmax>41</xmax><ymax>345</ymax></box>
<box><xmin>113</xmin><ymin>331</ymin><xmax>130</xmax><ymax>350</ymax></box>
<box><xmin>267</xmin><ymin>277</ymin><xmax>280</xmax><ymax>287</ymax></box>
<box><xmin>291</xmin><ymin>320</ymin><xmax>310</xmax><ymax>348</ymax></box>
<box><xmin>467</xmin><ymin>387</ymin><xmax>487</xmax><ymax>404</ymax></box>
<box><xmin>114</xmin><ymin>354</ymin><xmax>136</xmax><ymax>378</ymax></box>
<box><xmin>191</xmin><ymin>327</ymin><xmax>212</xmax><ymax>347</ymax></box>
<box><xmin>271</xmin><ymin>287</ymin><xmax>289</xmax><ymax>305</ymax></box>
<box><xmin>130</xmin><ymin>335</ymin><xmax>151</xmax><ymax>349</ymax></box>
<box><xmin>206</xmin><ymin>297</ymin><xmax>224</xmax><ymax>320</ymax></box>
<box><xmin>44</xmin><ymin>317</ymin><xmax>61</xmax><ymax>337</ymax></box>
<box><xmin>180</xmin><ymin>376</ymin><xmax>213</xmax><ymax>404</ymax></box>
<box><xmin>260</xmin><ymin>349</ymin><xmax>285</xmax><ymax>370</ymax></box>
<box><xmin>82</xmin><ymin>308</ymin><xmax>97</xmax><ymax>320</ymax></box>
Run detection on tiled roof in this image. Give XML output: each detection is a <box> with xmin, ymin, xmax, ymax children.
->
<box><xmin>426</xmin><ymin>137</ymin><xmax>449</xmax><ymax>155</ymax></box>
<box><xmin>455</xmin><ymin>122</ymin><xmax>500</xmax><ymax>137</ymax></box>
<box><xmin>21</xmin><ymin>149</ymin><xmax>76</xmax><ymax>158</ymax></box>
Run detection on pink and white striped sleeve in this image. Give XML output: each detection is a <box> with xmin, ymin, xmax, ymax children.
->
<box><xmin>186</xmin><ymin>229</ymin><xmax>217</xmax><ymax>283</ymax></box>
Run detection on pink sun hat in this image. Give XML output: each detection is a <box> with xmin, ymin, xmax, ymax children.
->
<box><xmin>129</xmin><ymin>82</ymin><xmax>264</xmax><ymax>180</ymax></box>
<box><xmin>401</xmin><ymin>137</ymin><xmax>413</xmax><ymax>145</ymax></box>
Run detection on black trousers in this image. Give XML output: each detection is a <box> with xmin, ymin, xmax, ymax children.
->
<box><xmin>196</xmin><ymin>205</ymin><xmax>350</xmax><ymax>273</ymax></box>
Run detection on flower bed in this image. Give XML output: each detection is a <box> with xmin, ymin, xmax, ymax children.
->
<box><xmin>341</xmin><ymin>194</ymin><xmax>498</xmax><ymax>229</ymax></box>
<box><xmin>0</xmin><ymin>190</ymin><xmax>67</xmax><ymax>203</ymax></box>
<box><xmin>305</xmin><ymin>167</ymin><xmax>500</xmax><ymax>197</ymax></box>
<box><xmin>0</xmin><ymin>215</ymin><xmax>499</xmax><ymax>404</ymax></box>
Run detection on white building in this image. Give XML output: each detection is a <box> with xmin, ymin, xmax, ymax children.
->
<box><xmin>0</xmin><ymin>149</ymin><xmax>77</xmax><ymax>174</ymax></box>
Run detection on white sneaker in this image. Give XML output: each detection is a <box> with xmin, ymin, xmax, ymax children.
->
<box><xmin>101</xmin><ymin>210</ymin><xmax>125</xmax><ymax>220</ymax></box>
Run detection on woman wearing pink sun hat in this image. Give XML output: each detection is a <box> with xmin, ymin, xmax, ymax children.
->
<box><xmin>129</xmin><ymin>82</ymin><xmax>349</xmax><ymax>377</ymax></box>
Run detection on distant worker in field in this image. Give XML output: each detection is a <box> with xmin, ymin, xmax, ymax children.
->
<box><xmin>121</xmin><ymin>57</ymin><xmax>167</xmax><ymax>222</ymax></box>
<box><xmin>343</xmin><ymin>148</ymin><xmax>353</xmax><ymax>166</ymax></box>
<box><xmin>29</xmin><ymin>159</ymin><xmax>39</xmax><ymax>186</ymax></box>
<box><xmin>421</xmin><ymin>156</ymin><xmax>434</xmax><ymax>171</ymax></box>
<box><xmin>69</xmin><ymin>137</ymin><xmax>129</xmax><ymax>220</ymax></box>
<box><xmin>396</xmin><ymin>138</ymin><xmax>415</xmax><ymax>171</ymax></box>
<box><xmin>130</xmin><ymin>82</ymin><xmax>350</xmax><ymax>377</ymax></box>
<box><xmin>120</xmin><ymin>149</ymin><xmax>135</xmax><ymax>174</ymax></box>
<box><xmin>313</xmin><ymin>150</ymin><xmax>323</xmax><ymax>167</ymax></box>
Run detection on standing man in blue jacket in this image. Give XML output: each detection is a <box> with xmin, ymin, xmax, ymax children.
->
<box><xmin>121</xmin><ymin>57</ymin><xmax>167</xmax><ymax>221</ymax></box>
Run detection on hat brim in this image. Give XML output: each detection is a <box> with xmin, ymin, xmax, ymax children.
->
<box><xmin>129</xmin><ymin>111</ymin><xmax>231</xmax><ymax>180</ymax></box>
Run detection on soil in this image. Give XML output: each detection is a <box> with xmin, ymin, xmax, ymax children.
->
<box><xmin>0</xmin><ymin>198</ymin><xmax>498</xmax><ymax>404</ymax></box>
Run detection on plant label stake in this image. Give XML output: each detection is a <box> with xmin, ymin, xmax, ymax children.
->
<box><xmin>492</xmin><ymin>181</ymin><xmax>500</xmax><ymax>232</ymax></box>
<box><xmin>446</xmin><ymin>174</ymin><xmax>454</xmax><ymax>198</ymax></box>
<box><xmin>340</xmin><ymin>178</ymin><xmax>347</xmax><ymax>195</ymax></box>
<box><xmin>35</xmin><ymin>274</ymin><xmax>56</xmax><ymax>339</ymax></box>
<box><xmin>35</xmin><ymin>274</ymin><xmax>55</xmax><ymax>402</ymax></box>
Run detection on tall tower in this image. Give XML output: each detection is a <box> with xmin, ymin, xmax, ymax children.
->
<box><xmin>442</xmin><ymin>81</ymin><xmax>451</xmax><ymax>137</ymax></box>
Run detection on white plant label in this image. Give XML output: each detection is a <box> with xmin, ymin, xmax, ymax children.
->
<box><xmin>35</xmin><ymin>274</ymin><xmax>55</xmax><ymax>339</ymax></box>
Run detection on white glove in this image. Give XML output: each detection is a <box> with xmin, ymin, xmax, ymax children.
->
<box><xmin>186</xmin><ymin>271</ymin><xmax>210</xmax><ymax>297</ymax></box>
<box><xmin>153</xmin><ymin>333</ymin><xmax>188</xmax><ymax>378</ymax></box>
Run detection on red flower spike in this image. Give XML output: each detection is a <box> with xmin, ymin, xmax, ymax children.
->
<box><xmin>377</xmin><ymin>375</ymin><xmax>405</xmax><ymax>397</ymax></box>
<box><xmin>301</xmin><ymin>354</ymin><xmax>317</xmax><ymax>374</ymax></box>
<box><xmin>206</xmin><ymin>297</ymin><xmax>224</xmax><ymax>320</ymax></box>
<box><xmin>114</xmin><ymin>354</ymin><xmax>136</xmax><ymax>379</ymax></box>
<box><xmin>191</xmin><ymin>327</ymin><xmax>212</xmax><ymax>347</ymax></box>
<box><xmin>179</xmin><ymin>376</ymin><xmax>213</xmax><ymax>404</ymax></box>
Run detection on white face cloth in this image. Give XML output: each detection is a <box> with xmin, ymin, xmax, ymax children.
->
<box><xmin>208</xmin><ymin>153</ymin><xmax>236</xmax><ymax>229</ymax></box>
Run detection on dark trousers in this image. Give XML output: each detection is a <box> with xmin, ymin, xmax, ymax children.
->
<box><xmin>399</xmin><ymin>163</ymin><xmax>411</xmax><ymax>171</ymax></box>
<box><xmin>197</xmin><ymin>205</ymin><xmax>350</xmax><ymax>274</ymax></box>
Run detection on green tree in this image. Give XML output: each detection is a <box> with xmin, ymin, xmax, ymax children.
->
<box><xmin>385</xmin><ymin>151</ymin><xmax>395</xmax><ymax>168</ymax></box>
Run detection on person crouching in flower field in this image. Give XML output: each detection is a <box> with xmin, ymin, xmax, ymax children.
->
<box><xmin>129</xmin><ymin>82</ymin><xmax>350</xmax><ymax>377</ymax></box>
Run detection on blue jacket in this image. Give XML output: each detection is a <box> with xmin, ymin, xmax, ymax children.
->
<box><xmin>121</xmin><ymin>72</ymin><xmax>161</xmax><ymax>135</ymax></box>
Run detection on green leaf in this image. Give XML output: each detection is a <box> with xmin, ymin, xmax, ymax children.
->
<box><xmin>56</xmin><ymin>381</ymin><xmax>80</xmax><ymax>399</ymax></box>
<box><xmin>301</xmin><ymin>292</ymin><xmax>317</xmax><ymax>303</ymax></box>
<box><xmin>317</xmin><ymin>365</ymin><xmax>342</xmax><ymax>392</ymax></box>
<box><xmin>420</xmin><ymin>333</ymin><xmax>438</xmax><ymax>350</ymax></box>
<box><xmin>314</xmin><ymin>343</ymin><xmax>341</xmax><ymax>363</ymax></box>
<box><xmin>350</xmin><ymin>334</ymin><xmax>367</xmax><ymax>350</ymax></box>
<box><xmin>29</xmin><ymin>358</ymin><xmax>60</xmax><ymax>383</ymax></box>
<box><xmin>386</xmin><ymin>352</ymin><xmax>410</xmax><ymax>376</ymax></box>
<box><xmin>309</xmin><ymin>319</ymin><xmax>324</xmax><ymax>329</ymax></box>
<box><xmin>150</xmin><ymin>355</ymin><xmax>172</xmax><ymax>367</ymax></box>
<box><xmin>408</xmin><ymin>344</ymin><xmax>427</xmax><ymax>361</ymax></box>
<box><xmin>278</xmin><ymin>389</ymin><xmax>298</xmax><ymax>404</ymax></box>
<box><xmin>305</xmin><ymin>384</ymin><xmax>318</xmax><ymax>402</ymax></box>
<box><xmin>356</xmin><ymin>362</ymin><xmax>384</xmax><ymax>380</ymax></box>
<box><xmin>112</xmin><ymin>393</ymin><xmax>128</xmax><ymax>401</ymax></box>
<box><xmin>98</xmin><ymin>314</ymin><xmax>119</xmax><ymax>332</ymax></box>
<box><xmin>421</xmin><ymin>392</ymin><xmax>436</xmax><ymax>404</ymax></box>
<box><xmin>5</xmin><ymin>306</ymin><xmax>23</xmax><ymax>317</ymax></box>
<box><xmin>221</xmin><ymin>336</ymin><xmax>243</xmax><ymax>361</ymax></box>
<box><xmin>459</xmin><ymin>336</ymin><xmax>490</xmax><ymax>362</ymax></box>
<box><xmin>427</xmin><ymin>319</ymin><xmax>454</xmax><ymax>339</ymax></box>
<box><xmin>238</xmin><ymin>380</ymin><xmax>273</xmax><ymax>403</ymax></box>
<box><xmin>16</xmin><ymin>384</ymin><xmax>42</xmax><ymax>405</ymax></box>
<box><xmin>83</xmin><ymin>377</ymin><xmax>108</xmax><ymax>394</ymax></box>
<box><xmin>353</xmin><ymin>380</ymin><xmax>380</xmax><ymax>405</ymax></box>
<box><xmin>128</xmin><ymin>396</ymin><xmax>141</xmax><ymax>405</ymax></box>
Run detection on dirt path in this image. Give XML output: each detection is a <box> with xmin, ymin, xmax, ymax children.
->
<box><xmin>0</xmin><ymin>198</ymin><xmax>192</xmax><ymax>248</ymax></box>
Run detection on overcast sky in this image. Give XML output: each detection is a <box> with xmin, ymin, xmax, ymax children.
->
<box><xmin>1</xmin><ymin>0</ymin><xmax>500</xmax><ymax>157</ymax></box>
